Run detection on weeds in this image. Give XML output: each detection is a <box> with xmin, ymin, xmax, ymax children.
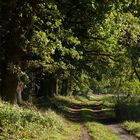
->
<box><xmin>0</xmin><ymin>101</ymin><xmax>80</xmax><ymax>140</ymax></box>
<box><xmin>121</xmin><ymin>121</ymin><xmax>140</xmax><ymax>138</ymax></box>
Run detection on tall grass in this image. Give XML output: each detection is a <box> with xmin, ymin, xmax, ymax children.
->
<box><xmin>0</xmin><ymin>101</ymin><xmax>80</xmax><ymax>140</ymax></box>
<box><xmin>121</xmin><ymin>121</ymin><xmax>140</xmax><ymax>138</ymax></box>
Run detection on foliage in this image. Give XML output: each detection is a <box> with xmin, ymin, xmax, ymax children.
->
<box><xmin>121</xmin><ymin>121</ymin><xmax>140</xmax><ymax>138</ymax></box>
<box><xmin>0</xmin><ymin>101</ymin><xmax>80</xmax><ymax>140</ymax></box>
<box><xmin>114</xmin><ymin>96</ymin><xmax>140</xmax><ymax>121</ymax></box>
<box><xmin>0</xmin><ymin>1</ymin><xmax>140</xmax><ymax>139</ymax></box>
<box><xmin>0</xmin><ymin>0</ymin><xmax>140</xmax><ymax>106</ymax></box>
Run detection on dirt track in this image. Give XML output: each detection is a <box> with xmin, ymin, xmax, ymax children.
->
<box><xmin>81</xmin><ymin>125</ymin><xmax>92</xmax><ymax>140</ymax></box>
<box><xmin>107</xmin><ymin>124</ymin><xmax>138</xmax><ymax>140</ymax></box>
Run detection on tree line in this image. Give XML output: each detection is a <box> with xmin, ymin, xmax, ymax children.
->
<box><xmin>0</xmin><ymin>0</ymin><xmax>140</xmax><ymax>104</ymax></box>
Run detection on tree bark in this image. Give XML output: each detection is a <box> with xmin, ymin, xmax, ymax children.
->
<box><xmin>131</xmin><ymin>58</ymin><xmax>140</xmax><ymax>81</ymax></box>
<box><xmin>61</xmin><ymin>79</ymin><xmax>68</xmax><ymax>96</ymax></box>
<box><xmin>47</xmin><ymin>76</ymin><xmax>57</xmax><ymax>97</ymax></box>
<box><xmin>1</xmin><ymin>55</ymin><xmax>23</xmax><ymax>104</ymax></box>
<box><xmin>38</xmin><ymin>76</ymin><xmax>58</xmax><ymax>97</ymax></box>
<box><xmin>1</xmin><ymin>69</ymin><xmax>18</xmax><ymax>104</ymax></box>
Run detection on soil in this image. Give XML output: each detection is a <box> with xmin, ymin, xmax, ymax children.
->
<box><xmin>107</xmin><ymin>123</ymin><xmax>139</xmax><ymax>140</ymax></box>
<box><xmin>52</xmin><ymin>100</ymin><xmax>139</xmax><ymax>140</ymax></box>
<box><xmin>81</xmin><ymin>125</ymin><xmax>92</xmax><ymax>140</ymax></box>
<box><xmin>73</xmin><ymin>105</ymin><xmax>138</xmax><ymax>140</ymax></box>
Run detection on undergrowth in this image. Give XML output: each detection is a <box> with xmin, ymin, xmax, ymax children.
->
<box><xmin>0</xmin><ymin>101</ymin><xmax>80</xmax><ymax>140</ymax></box>
<box><xmin>121</xmin><ymin>121</ymin><xmax>140</xmax><ymax>138</ymax></box>
<box><xmin>114</xmin><ymin>96</ymin><xmax>140</xmax><ymax>121</ymax></box>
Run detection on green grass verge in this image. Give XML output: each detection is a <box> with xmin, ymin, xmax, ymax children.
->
<box><xmin>85</xmin><ymin>122</ymin><xmax>120</xmax><ymax>140</ymax></box>
<box><xmin>0</xmin><ymin>101</ymin><xmax>81</xmax><ymax>140</ymax></box>
<box><xmin>53</xmin><ymin>94</ymin><xmax>114</xmax><ymax>107</ymax></box>
<box><xmin>121</xmin><ymin>121</ymin><xmax>140</xmax><ymax>138</ymax></box>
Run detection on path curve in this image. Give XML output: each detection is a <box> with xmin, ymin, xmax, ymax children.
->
<box><xmin>107</xmin><ymin>124</ymin><xmax>138</xmax><ymax>140</ymax></box>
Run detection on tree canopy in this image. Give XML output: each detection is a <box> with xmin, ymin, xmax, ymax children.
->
<box><xmin>0</xmin><ymin>0</ymin><xmax>140</xmax><ymax>103</ymax></box>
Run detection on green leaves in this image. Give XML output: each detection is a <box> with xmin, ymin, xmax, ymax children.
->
<box><xmin>1</xmin><ymin>0</ymin><xmax>140</xmax><ymax>98</ymax></box>
<box><xmin>31</xmin><ymin>31</ymin><xmax>53</xmax><ymax>62</ymax></box>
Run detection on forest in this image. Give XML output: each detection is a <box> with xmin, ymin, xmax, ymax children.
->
<box><xmin>0</xmin><ymin>0</ymin><xmax>140</xmax><ymax>140</ymax></box>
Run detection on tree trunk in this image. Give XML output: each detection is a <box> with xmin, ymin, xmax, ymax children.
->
<box><xmin>38</xmin><ymin>76</ymin><xmax>58</xmax><ymax>97</ymax></box>
<box><xmin>16</xmin><ymin>81</ymin><xmax>24</xmax><ymax>104</ymax></box>
<box><xmin>47</xmin><ymin>76</ymin><xmax>57</xmax><ymax>97</ymax></box>
<box><xmin>61</xmin><ymin>79</ymin><xmax>68</xmax><ymax>96</ymax></box>
<box><xmin>131</xmin><ymin>58</ymin><xmax>140</xmax><ymax>81</ymax></box>
<box><xmin>1</xmin><ymin>56</ymin><xmax>23</xmax><ymax>104</ymax></box>
<box><xmin>1</xmin><ymin>69</ymin><xmax>18</xmax><ymax>104</ymax></box>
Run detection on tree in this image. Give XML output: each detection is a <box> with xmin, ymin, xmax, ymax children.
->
<box><xmin>0</xmin><ymin>0</ymin><xmax>82</xmax><ymax>102</ymax></box>
<box><xmin>0</xmin><ymin>0</ymin><xmax>139</xmax><ymax>103</ymax></box>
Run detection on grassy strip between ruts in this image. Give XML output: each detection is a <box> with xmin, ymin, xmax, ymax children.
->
<box><xmin>85</xmin><ymin>122</ymin><xmax>120</xmax><ymax>140</ymax></box>
<box><xmin>0</xmin><ymin>101</ymin><xmax>81</xmax><ymax>140</ymax></box>
<box><xmin>121</xmin><ymin>121</ymin><xmax>140</xmax><ymax>138</ymax></box>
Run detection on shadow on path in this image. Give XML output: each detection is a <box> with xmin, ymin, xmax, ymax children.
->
<box><xmin>47</xmin><ymin>97</ymin><xmax>116</xmax><ymax>123</ymax></box>
<box><xmin>36</xmin><ymin>97</ymin><xmax>138</xmax><ymax>140</ymax></box>
<box><xmin>36</xmin><ymin>96</ymin><xmax>117</xmax><ymax>123</ymax></box>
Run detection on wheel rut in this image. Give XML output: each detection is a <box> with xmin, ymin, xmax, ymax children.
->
<box><xmin>81</xmin><ymin>125</ymin><xmax>92</xmax><ymax>140</ymax></box>
<box><xmin>54</xmin><ymin>102</ymin><xmax>138</xmax><ymax>140</ymax></box>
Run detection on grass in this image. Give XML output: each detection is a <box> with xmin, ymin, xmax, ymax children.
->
<box><xmin>55</xmin><ymin>95</ymin><xmax>119</xmax><ymax>140</ymax></box>
<box><xmin>85</xmin><ymin>122</ymin><xmax>120</xmax><ymax>140</ymax></box>
<box><xmin>0</xmin><ymin>101</ymin><xmax>81</xmax><ymax>140</ymax></box>
<box><xmin>121</xmin><ymin>121</ymin><xmax>140</xmax><ymax>138</ymax></box>
<box><xmin>53</xmin><ymin>94</ymin><xmax>114</xmax><ymax>107</ymax></box>
<box><xmin>50</xmin><ymin>95</ymin><xmax>120</xmax><ymax>140</ymax></box>
<box><xmin>53</xmin><ymin>95</ymin><xmax>115</xmax><ymax>118</ymax></box>
<box><xmin>0</xmin><ymin>94</ymin><xmax>139</xmax><ymax>140</ymax></box>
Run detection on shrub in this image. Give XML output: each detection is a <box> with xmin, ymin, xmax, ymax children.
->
<box><xmin>121</xmin><ymin>121</ymin><xmax>140</xmax><ymax>138</ymax></box>
<box><xmin>0</xmin><ymin>101</ymin><xmax>80</xmax><ymax>140</ymax></box>
<box><xmin>114</xmin><ymin>96</ymin><xmax>140</xmax><ymax>121</ymax></box>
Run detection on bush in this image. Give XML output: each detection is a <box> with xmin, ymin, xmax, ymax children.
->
<box><xmin>0</xmin><ymin>101</ymin><xmax>80</xmax><ymax>140</ymax></box>
<box><xmin>114</xmin><ymin>96</ymin><xmax>140</xmax><ymax>121</ymax></box>
<box><xmin>121</xmin><ymin>121</ymin><xmax>140</xmax><ymax>138</ymax></box>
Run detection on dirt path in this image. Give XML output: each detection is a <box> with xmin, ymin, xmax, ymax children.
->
<box><xmin>65</xmin><ymin>106</ymin><xmax>138</xmax><ymax>140</ymax></box>
<box><xmin>107</xmin><ymin>124</ymin><xmax>138</xmax><ymax>140</ymax></box>
<box><xmin>81</xmin><ymin>125</ymin><xmax>92</xmax><ymax>140</ymax></box>
<box><xmin>52</xmin><ymin>99</ymin><xmax>138</xmax><ymax>140</ymax></box>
